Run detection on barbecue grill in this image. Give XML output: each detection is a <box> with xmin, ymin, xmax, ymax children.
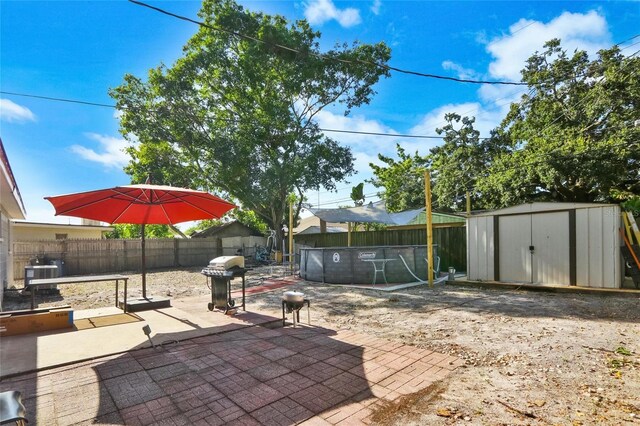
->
<box><xmin>201</xmin><ymin>256</ymin><xmax>248</xmax><ymax>313</ymax></box>
<box><xmin>282</xmin><ymin>291</ymin><xmax>310</xmax><ymax>327</ymax></box>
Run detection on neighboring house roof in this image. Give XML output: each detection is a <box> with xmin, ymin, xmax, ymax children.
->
<box><xmin>190</xmin><ymin>221</ymin><xmax>262</xmax><ymax>238</ymax></box>
<box><xmin>404</xmin><ymin>210</ymin><xmax>466</xmax><ymax>225</ymax></box>
<box><xmin>0</xmin><ymin>138</ymin><xmax>26</xmax><ymax>219</ymax></box>
<box><xmin>12</xmin><ymin>221</ymin><xmax>114</xmax><ymax>231</ymax></box>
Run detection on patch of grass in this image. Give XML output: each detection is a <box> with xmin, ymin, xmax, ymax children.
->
<box><xmin>614</xmin><ymin>346</ymin><xmax>632</xmax><ymax>356</ymax></box>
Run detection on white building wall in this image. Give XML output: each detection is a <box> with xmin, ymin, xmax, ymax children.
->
<box><xmin>1</xmin><ymin>210</ymin><xmax>8</xmax><ymax>288</ymax></box>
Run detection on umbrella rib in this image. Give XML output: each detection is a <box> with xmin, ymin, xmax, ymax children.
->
<box><xmin>171</xmin><ymin>193</ymin><xmax>235</xmax><ymax>218</ymax></box>
<box><xmin>48</xmin><ymin>191</ymin><xmax>132</xmax><ymax>218</ymax></box>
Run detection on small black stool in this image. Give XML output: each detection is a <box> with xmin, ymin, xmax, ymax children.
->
<box><xmin>0</xmin><ymin>391</ymin><xmax>27</xmax><ymax>425</ymax></box>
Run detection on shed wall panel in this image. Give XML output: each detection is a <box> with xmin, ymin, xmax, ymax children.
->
<box><xmin>467</xmin><ymin>216</ymin><xmax>493</xmax><ymax>281</ymax></box>
<box><xmin>576</xmin><ymin>206</ymin><xmax>621</xmax><ymax>288</ymax></box>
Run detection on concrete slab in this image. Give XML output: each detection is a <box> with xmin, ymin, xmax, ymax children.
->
<box><xmin>0</xmin><ymin>295</ymin><xmax>281</xmax><ymax>378</ymax></box>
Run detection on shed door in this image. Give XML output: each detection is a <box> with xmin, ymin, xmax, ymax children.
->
<box><xmin>499</xmin><ymin>212</ymin><xmax>570</xmax><ymax>284</ymax></box>
<box><xmin>499</xmin><ymin>215</ymin><xmax>532</xmax><ymax>282</ymax></box>
<box><xmin>531</xmin><ymin>211</ymin><xmax>570</xmax><ymax>285</ymax></box>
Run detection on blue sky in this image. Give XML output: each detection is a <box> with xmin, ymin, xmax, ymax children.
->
<box><xmin>1</xmin><ymin>0</ymin><xmax>639</xmax><ymax>225</ymax></box>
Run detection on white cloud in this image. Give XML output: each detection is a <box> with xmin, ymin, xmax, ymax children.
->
<box><xmin>304</xmin><ymin>0</ymin><xmax>361</xmax><ymax>27</ymax></box>
<box><xmin>316</xmin><ymin>110</ymin><xmax>398</xmax><ymax>155</ymax></box>
<box><xmin>70</xmin><ymin>133</ymin><xmax>132</xmax><ymax>168</ymax></box>
<box><xmin>441</xmin><ymin>60</ymin><xmax>478</xmax><ymax>80</ymax></box>
<box><xmin>371</xmin><ymin>0</ymin><xmax>381</xmax><ymax>15</ymax></box>
<box><xmin>486</xmin><ymin>11</ymin><xmax>610</xmax><ymax>81</ymax></box>
<box><xmin>410</xmin><ymin>102</ymin><xmax>505</xmax><ymax>144</ymax></box>
<box><xmin>0</xmin><ymin>99</ymin><xmax>36</xmax><ymax>123</ymax></box>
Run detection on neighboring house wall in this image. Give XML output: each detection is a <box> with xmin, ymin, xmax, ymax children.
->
<box><xmin>294</xmin><ymin>215</ymin><xmax>348</xmax><ymax>234</ymax></box>
<box><xmin>13</xmin><ymin>222</ymin><xmax>113</xmax><ymax>241</ymax></box>
<box><xmin>1</xmin><ymin>210</ymin><xmax>10</xmax><ymax>288</ymax></box>
<box><xmin>1</xmin><ymin>138</ymin><xmax>27</xmax><ymax>307</ymax></box>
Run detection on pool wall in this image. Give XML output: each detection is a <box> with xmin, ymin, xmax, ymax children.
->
<box><xmin>299</xmin><ymin>245</ymin><xmax>438</xmax><ymax>284</ymax></box>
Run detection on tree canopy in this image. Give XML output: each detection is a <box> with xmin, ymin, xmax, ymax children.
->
<box><xmin>370</xmin><ymin>39</ymin><xmax>640</xmax><ymax>211</ymax></box>
<box><xmin>110</xmin><ymin>0</ymin><xmax>390</xmax><ymax>243</ymax></box>
<box><xmin>481</xmin><ymin>39</ymin><xmax>640</xmax><ymax>206</ymax></box>
<box><xmin>368</xmin><ymin>144</ymin><xmax>430</xmax><ymax>212</ymax></box>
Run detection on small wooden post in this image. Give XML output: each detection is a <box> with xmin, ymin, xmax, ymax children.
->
<box><xmin>466</xmin><ymin>191</ymin><xmax>471</xmax><ymax>217</ymax></box>
<box><xmin>347</xmin><ymin>222</ymin><xmax>352</xmax><ymax>247</ymax></box>
<box><xmin>424</xmin><ymin>171</ymin><xmax>433</xmax><ymax>287</ymax></box>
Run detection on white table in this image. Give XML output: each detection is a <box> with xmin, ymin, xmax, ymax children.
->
<box><xmin>362</xmin><ymin>259</ymin><xmax>396</xmax><ymax>285</ymax></box>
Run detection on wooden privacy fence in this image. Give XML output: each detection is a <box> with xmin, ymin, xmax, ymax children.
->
<box><xmin>12</xmin><ymin>238</ymin><xmax>222</xmax><ymax>280</ymax></box>
<box><xmin>294</xmin><ymin>226</ymin><xmax>467</xmax><ymax>272</ymax></box>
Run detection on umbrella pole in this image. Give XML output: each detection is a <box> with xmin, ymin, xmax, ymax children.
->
<box><xmin>141</xmin><ymin>224</ymin><xmax>147</xmax><ymax>299</ymax></box>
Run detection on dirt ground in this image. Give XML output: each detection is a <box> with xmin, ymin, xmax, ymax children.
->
<box><xmin>4</xmin><ymin>267</ymin><xmax>640</xmax><ymax>425</ymax></box>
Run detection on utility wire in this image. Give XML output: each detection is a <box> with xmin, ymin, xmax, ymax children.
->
<box><xmin>0</xmin><ymin>90</ymin><xmax>489</xmax><ymax>140</ymax></box>
<box><xmin>127</xmin><ymin>0</ymin><xmax>526</xmax><ymax>86</ymax></box>
<box><xmin>0</xmin><ymin>91</ymin><xmax>115</xmax><ymax>108</ymax></box>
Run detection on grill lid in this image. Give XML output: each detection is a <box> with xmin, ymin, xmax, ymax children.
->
<box><xmin>282</xmin><ymin>291</ymin><xmax>304</xmax><ymax>302</ymax></box>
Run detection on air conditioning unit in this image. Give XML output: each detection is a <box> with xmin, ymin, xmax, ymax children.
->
<box><xmin>24</xmin><ymin>265</ymin><xmax>59</xmax><ymax>293</ymax></box>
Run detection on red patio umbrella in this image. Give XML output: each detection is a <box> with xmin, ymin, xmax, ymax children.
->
<box><xmin>45</xmin><ymin>184</ymin><xmax>236</xmax><ymax>298</ymax></box>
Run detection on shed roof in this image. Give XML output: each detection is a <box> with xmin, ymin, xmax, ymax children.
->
<box><xmin>471</xmin><ymin>202</ymin><xmax>619</xmax><ymax>218</ymax></box>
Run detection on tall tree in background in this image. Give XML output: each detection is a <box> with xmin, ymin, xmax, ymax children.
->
<box><xmin>481</xmin><ymin>39</ymin><xmax>640</xmax><ymax>206</ymax></box>
<box><xmin>369</xmin><ymin>39</ymin><xmax>639</xmax><ymax>211</ymax></box>
<box><xmin>368</xmin><ymin>144</ymin><xmax>430</xmax><ymax>212</ymax></box>
<box><xmin>111</xmin><ymin>0</ymin><xmax>391</xmax><ymax>244</ymax></box>
<box><xmin>430</xmin><ymin>114</ymin><xmax>501</xmax><ymax>210</ymax></box>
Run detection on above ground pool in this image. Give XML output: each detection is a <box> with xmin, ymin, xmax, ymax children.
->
<box><xmin>299</xmin><ymin>245</ymin><xmax>438</xmax><ymax>284</ymax></box>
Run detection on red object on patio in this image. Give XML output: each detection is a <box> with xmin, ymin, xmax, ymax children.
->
<box><xmin>45</xmin><ymin>184</ymin><xmax>236</xmax><ymax>299</ymax></box>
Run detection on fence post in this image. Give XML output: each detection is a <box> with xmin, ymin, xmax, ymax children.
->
<box><xmin>174</xmin><ymin>238</ymin><xmax>180</xmax><ymax>267</ymax></box>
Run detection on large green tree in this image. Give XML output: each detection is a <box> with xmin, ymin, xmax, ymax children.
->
<box><xmin>430</xmin><ymin>113</ymin><xmax>504</xmax><ymax>210</ymax></box>
<box><xmin>111</xmin><ymin>0</ymin><xmax>391</xmax><ymax>243</ymax></box>
<box><xmin>369</xmin><ymin>39</ymin><xmax>640</xmax><ymax>211</ymax></box>
<box><xmin>481</xmin><ymin>39</ymin><xmax>640</xmax><ymax>205</ymax></box>
<box><xmin>368</xmin><ymin>144</ymin><xmax>430</xmax><ymax>212</ymax></box>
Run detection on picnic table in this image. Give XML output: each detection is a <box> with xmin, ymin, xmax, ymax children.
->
<box><xmin>26</xmin><ymin>274</ymin><xmax>129</xmax><ymax>312</ymax></box>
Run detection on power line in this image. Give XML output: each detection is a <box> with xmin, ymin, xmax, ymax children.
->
<box><xmin>311</xmin><ymin>192</ymin><xmax>382</xmax><ymax>208</ymax></box>
<box><xmin>0</xmin><ymin>90</ymin><xmax>486</xmax><ymax>140</ymax></box>
<box><xmin>0</xmin><ymin>91</ymin><xmax>115</xmax><ymax>108</ymax></box>
<box><xmin>127</xmin><ymin>0</ymin><xmax>526</xmax><ymax>87</ymax></box>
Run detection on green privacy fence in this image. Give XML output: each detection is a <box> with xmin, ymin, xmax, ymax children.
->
<box><xmin>295</xmin><ymin>226</ymin><xmax>467</xmax><ymax>272</ymax></box>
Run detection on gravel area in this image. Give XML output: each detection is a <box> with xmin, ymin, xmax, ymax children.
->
<box><xmin>4</xmin><ymin>268</ymin><xmax>640</xmax><ymax>425</ymax></box>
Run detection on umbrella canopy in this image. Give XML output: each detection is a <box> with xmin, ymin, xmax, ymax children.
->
<box><xmin>45</xmin><ymin>184</ymin><xmax>236</xmax><ymax>225</ymax></box>
<box><xmin>45</xmin><ymin>184</ymin><xmax>237</xmax><ymax>299</ymax></box>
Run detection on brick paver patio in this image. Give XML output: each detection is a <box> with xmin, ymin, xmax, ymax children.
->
<box><xmin>0</xmin><ymin>325</ymin><xmax>463</xmax><ymax>425</ymax></box>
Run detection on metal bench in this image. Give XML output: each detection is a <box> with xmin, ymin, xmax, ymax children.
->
<box><xmin>25</xmin><ymin>274</ymin><xmax>129</xmax><ymax>313</ymax></box>
<box><xmin>0</xmin><ymin>391</ymin><xmax>27</xmax><ymax>425</ymax></box>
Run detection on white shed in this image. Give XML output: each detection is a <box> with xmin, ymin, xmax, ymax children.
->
<box><xmin>467</xmin><ymin>202</ymin><xmax>622</xmax><ymax>288</ymax></box>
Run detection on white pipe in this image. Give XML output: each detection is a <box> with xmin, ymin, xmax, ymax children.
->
<box><xmin>399</xmin><ymin>254</ymin><xmax>447</xmax><ymax>285</ymax></box>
